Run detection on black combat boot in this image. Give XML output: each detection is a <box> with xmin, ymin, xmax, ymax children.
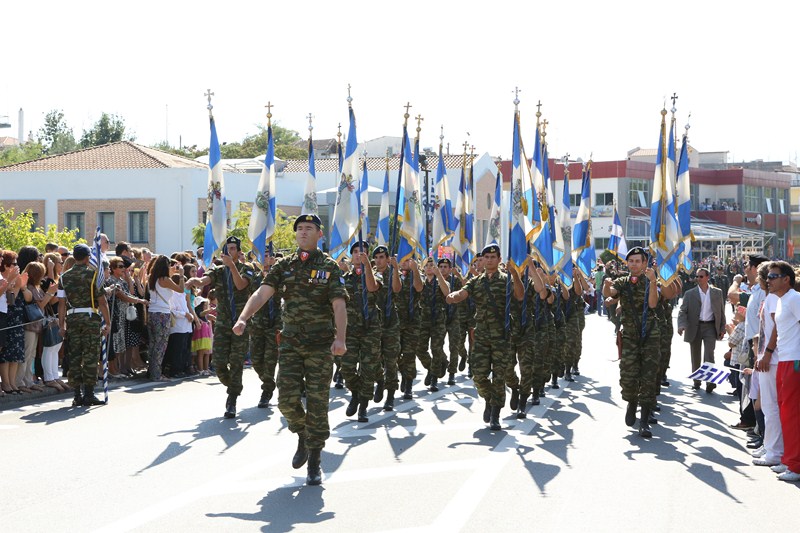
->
<box><xmin>458</xmin><ymin>354</ymin><xmax>467</xmax><ymax>372</ymax></box>
<box><xmin>440</xmin><ymin>358</ymin><xmax>448</xmax><ymax>378</ymax></box>
<box><xmin>292</xmin><ymin>434</ymin><xmax>308</xmax><ymax>469</ymax></box>
<box><xmin>467</xmin><ymin>366</ymin><xmax>473</xmax><ymax>379</ymax></box>
<box><xmin>403</xmin><ymin>379</ymin><xmax>413</xmax><ymax>400</ymax></box>
<box><xmin>373</xmin><ymin>380</ymin><xmax>384</xmax><ymax>403</ymax></box>
<box><xmin>531</xmin><ymin>388</ymin><xmax>541</xmax><ymax>406</ymax></box>
<box><xmin>550</xmin><ymin>374</ymin><xmax>560</xmax><ymax>389</ymax></box>
<box><xmin>639</xmin><ymin>407</ymin><xmax>652</xmax><ymax>438</ymax></box>
<box><xmin>648</xmin><ymin>410</ymin><xmax>658</xmax><ymax>425</ymax></box>
<box><xmin>357</xmin><ymin>398</ymin><xmax>369</xmax><ymax>423</ymax></box>
<box><xmin>257</xmin><ymin>390</ymin><xmax>272</xmax><ymax>409</ymax></box>
<box><xmin>306</xmin><ymin>449</ymin><xmax>322</xmax><ymax>486</ymax></box>
<box><xmin>564</xmin><ymin>364</ymin><xmax>574</xmax><ymax>382</ymax></box>
<box><xmin>516</xmin><ymin>394</ymin><xmax>529</xmax><ymax>419</ymax></box>
<box><xmin>625</xmin><ymin>400</ymin><xmax>638</xmax><ymax>427</ymax></box>
<box><xmin>72</xmin><ymin>387</ymin><xmax>83</xmax><ymax>407</ymax></box>
<box><xmin>510</xmin><ymin>387</ymin><xmax>519</xmax><ymax>411</ymax></box>
<box><xmin>429</xmin><ymin>377</ymin><xmax>439</xmax><ymax>392</ymax></box>
<box><xmin>345</xmin><ymin>394</ymin><xmax>359</xmax><ymax>417</ymax></box>
<box><xmin>400</xmin><ymin>377</ymin><xmax>408</xmax><ymax>394</ymax></box>
<box><xmin>334</xmin><ymin>365</ymin><xmax>344</xmax><ymax>389</ymax></box>
<box><xmin>383</xmin><ymin>390</ymin><xmax>395</xmax><ymax>411</ymax></box>
<box><xmin>573</xmin><ymin>363</ymin><xmax>580</xmax><ymax>376</ymax></box>
<box><xmin>483</xmin><ymin>402</ymin><xmax>491</xmax><ymax>423</ymax></box>
<box><xmin>224</xmin><ymin>393</ymin><xmax>237</xmax><ymax>418</ymax></box>
<box><xmin>489</xmin><ymin>406</ymin><xmax>502</xmax><ymax>431</ymax></box>
<box><xmin>83</xmin><ymin>386</ymin><xmax>104</xmax><ymax>406</ymax></box>
<box><xmin>424</xmin><ymin>372</ymin><xmax>432</xmax><ymax>386</ymax></box>
<box><xmin>447</xmin><ymin>372</ymin><xmax>456</xmax><ymax>386</ymax></box>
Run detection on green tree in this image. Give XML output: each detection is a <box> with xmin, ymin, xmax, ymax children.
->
<box><xmin>190</xmin><ymin>206</ymin><xmax>298</xmax><ymax>255</ymax></box>
<box><xmin>150</xmin><ymin>141</ymin><xmax>208</xmax><ymax>160</ymax></box>
<box><xmin>80</xmin><ymin>112</ymin><xmax>135</xmax><ymax>148</ymax></box>
<box><xmin>38</xmin><ymin>109</ymin><xmax>77</xmax><ymax>155</ymax></box>
<box><xmin>0</xmin><ymin>141</ymin><xmax>44</xmax><ymax>167</ymax></box>
<box><xmin>0</xmin><ymin>208</ymin><xmax>83</xmax><ymax>252</ymax></box>
<box><xmin>219</xmin><ymin>123</ymin><xmax>308</xmax><ymax>160</ymax></box>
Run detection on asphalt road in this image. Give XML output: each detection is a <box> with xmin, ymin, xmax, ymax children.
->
<box><xmin>2</xmin><ymin>312</ymin><xmax>797</xmax><ymax>532</ymax></box>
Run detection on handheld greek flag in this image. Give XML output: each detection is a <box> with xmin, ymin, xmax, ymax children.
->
<box><xmin>431</xmin><ymin>139</ymin><xmax>456</xmax><ymax>256</ymax></box>
<box><xmin>204</xmin><ymin>113</ymin><xmax>227</xmax><ymax>267</ymax></box>
<box><xmin>676</xmin><ymin>128</ymin><xmax>693</xmax><ymax>271</ymax></box>
<box><xmin>89</xmin><ymin>226</ymin><xmax>105</xmax><ymax>289</ymax></box>
<box><xmin>397</xmin><ymin>125</ymin><xmax>424</xmax><ymax>263</ymax></box>
<box><xmin>359</xmin><ymin>155</ymin><xmax>370</xmax><ymax>235</ymax></box>
<box><xmin>451</xmin><ymin>161</ymin><xmax>468</xmax><ymax>274</ymax></box>
<box><xmin>508</xmin><ymin>112</ymin><xmax>534</xmax><ymax>272</ymax></box>
<box><xmin>301</xmin><ymin>129</ymin><xmax>319</xmax><ymax>216</ymax></box>
<box><xmin>572</xmin><ymin>161</ymin><xmax>596</xmax><ymax>278</ymax></box>
<box><xmin>608</xmin><ymin>204</ymin><xmax>629</xmax><ymax>260</ymax></box>
<box><xmin>248</xmin><ymin>122</ymin><xmax>277</xmax><ymax>262</ymax></box>
<box><xmin>329</xmin><ymin>105</ymin><xmax>362</xmax><ymax>259</ymax></box>
<box><xmin>555</xmin><ymin>163</ymin><xmax>573</xmax><ymax>287</ymax></box>
<box><xmin>650</xmin><ymin>109</ymin><xmax>681</xmax><ymax>283</ymax></box>
<box><xmin>376</xmin><ymin>159</ymin><xmax>391</xmax><ymax>246</ymax></box>
<box><xmin>530</xmin><ymin>126</ymin><xmax>554</xmax><ymax>271</ymax></box>
<box><xmin>486</xmin><ymin>162</ymin><xmax>502</xmax><ymax>247</ymax></box>
<box><xmin>688</xmin><ymin>362</ymin><xmax>731</xmax><ymax>385</ymax></box>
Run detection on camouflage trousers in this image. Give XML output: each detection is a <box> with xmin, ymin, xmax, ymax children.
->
<box><xmin>563</xmin><ymin>319</ymin><xmax>582</xmax><ymax>366</ymax></box>
<box><xmin>550</xmin><ymin>324</ymin><xmax>567</xmax><ymax>375</ymax></box>
<box><xmin>657</xmin><ymin>323</ymin><xmax>673</xmax><ymax>391</ymax></box>
<box><xmin>505</xmin><ymin>329</ymin><xmax>524</xmax><ymax>390</ymax></box>
<box><xmin>445</xmin><ymin>316</ymin><xmax>462</xmax><ymax>374</ymax></box>
<box><xmin>398</xmin><ymin>316</ymin><xmax>420</xmax><ymax>381</ymax></box>
<box><xmin>342</xmin><ymin>320</ymin><xmax>382</xmax><ymax>402</ymax></box>
<box><xmin>250</xmin><ymin>325</ymin><xmax>280</xmax><ymax>394</ymax></box>
<box><xmin>528</xmin><ymin>325</ymin><xmax>554</xmax><ymax>392</ymax></box>
<box><xmin>66</xmin><ymin>314</ymin><xmax>102</xmax><ymax>388</ymax></box>
<box><xmin>417</xmin><ymin>317</ymin><xmax>447</xmax><ymax>379</ymax></box>
<box><xmin>472</xmin><ymin>328</ymin><xmax>514</xmax><ymax>407</ymax></box>
<box><xmin>277</xmin><ymin>330</ymin><xmax>334</xmax><ymax>450</ymax></box>
<box><xmin>212</xmin><ymin>319</ymin><xmax>249</xmax><ymax>396</ymax></box>
<box><xmin>380</xmin><ymin>324</ymin><xmax>401</xmax><ymax>391</ymax></box>
<box><xmin>619</xmin><ymin>329</ymin><xmax>661</xmax><ymax>409</ymax></box>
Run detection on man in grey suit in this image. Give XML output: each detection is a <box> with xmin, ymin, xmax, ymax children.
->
<box><xmin>677</xmin><ymin>267</ymin><xmax>727</xmax><ymax>393</ymax></box>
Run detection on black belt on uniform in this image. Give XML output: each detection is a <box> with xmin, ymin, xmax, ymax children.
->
<box><xmin>699</xmin><ymin>320</ymin><xmax>715</xmax><ymax>324</ymax></box>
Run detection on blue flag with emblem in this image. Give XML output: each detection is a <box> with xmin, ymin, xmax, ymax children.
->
<box><xmin>649</xmin><ymin>109</ymin><xmax>681</xmax><ymax>283</ymax></box>
<box><xmin>301</xmin><ymin>130</ymin><xmax>318</xmax><ymax>216</ymax></box>
<box><xmin>676</xmin><ymin>128</ymin><xmax>693</xmax><ymax>271</ymax></box>
<box><xmin>359</xmin><ymin>155</ymin><xmax>370</xmax><ymax>235</ymax></box>
<box><xmin>555</xmin><ymin>162</ymin><xmax>573</xmax><ymax>287</ymax></box>
<box><xmin>204</xmin><ymin>114</ymin><xmax>227</xmax><ymax>268</ymax></box>
<box><xmin>329</xmin><ymin>104</ymin><xmax>362</xmax><ymax>259</ymax></box>
<box><xmin>509</xmin><ymin>111</ymin><xmax>535</xmax><ymax>272</ymax></box>
<box><xmin>608</xmin><ymin>203</ymin><xmax>629</xmax><ymax>260</ymax></box>
<box><xmin>397</xmin><ymin>125</ymin><xmax>424</xmax><ymax>264</ymax></box>
<box><xmin>431</xmin><ymin>138</ymin><xmax>456</xmax><ymax>257</ymax></box>
<box><xmin>248</xmin><ymin>122</ymin><xmax>277</xmax><ymax>262</ymax></box>
<box><xmin>377</xmin><ymin>159</ymin><xmax>391</xmax><ymax>246</ymax></box>
<box><xmin>530</xmin><ymin>125</ymin><xmax>555</xmax><ymax>271</ymax></box>
<box><xmin>572</xmin><ymin>161</ymin><xmax>596</xmax><ymax>278</ymax></box>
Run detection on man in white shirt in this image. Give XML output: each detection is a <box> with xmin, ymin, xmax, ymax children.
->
<box><xmin>678</xmin><ymin>267</ymin><xmax>727</xmax><ymax>392</ymax></box>
<box><xmin>764</xmin><ymin>261</ymin><xmax>800</xmax><ymax>482</ymax></box>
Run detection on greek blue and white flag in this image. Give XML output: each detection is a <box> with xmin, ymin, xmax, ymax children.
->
<box><xmin>530</xmin><ymin>126</ymin><xmax>555</xmax><ymax>271</ymax></box>
<box><xmin>248</xmin><ymin>123</ymin><xmax>277</xmax><ymax>261</ymax></box>
<box><xmin>555</xmin><ymin>163</ymin><xmax>573</xmax><ymax>287</ymax></box>
<box><xmin>451</xmin><ymin>162</ymin><xmax>470</xmax><ymax>275</ymax></box>
<box><xmin>431</xmin><ymin>143</ymin><xmax>456</xmax><ymax>255</ymax></box>
<box><xmin>572</xmin><ymin>162</ymin><xmax>596</xmax><ymax>278</ymax></box>
<box><xmin>608</xmin><ymin>204</ymin><xmax>629</xmax><ymax>260</ymax></box>
<box><xmin>508</xmin><ymin>112</ymin><xmax>535</xmax><ymax>273</ymax></box>
<box><xmin>204</xmin><ymin>115</ymin><xmax>227</xmax><ymax>267</ymax></box>
<box><xmin>487</xmin><ymin>163</ymin><xmax>502</xmax><ymax>248</ymax></box>
<box><xmin>397</xmin><ymin>125</ymin><xmax>424</xmax><ymax>263</ymax></box>
<box><xmin>359</xmin><ymin>157</ymin><xmax>370</xmax><ymax>235</ymax></box>
<box><xmin>301</xmin><ymin>134</ymin><xmax>318</xmax><ymax>216</ymax></box>
<box><xmin>376</xmin><ymin>163</ymin><xmax>390</xmax><ymax>246</ymax></box>
<box><xmin>89</xmin><ymin>226</ymin><xmax>105</xmax><ymax>289</ymax></box>
<box><xmin>688</xmin><ymin>362</ymin><xmax>731</xmax><ymax>385</ymax></box>
<box><xmin>650</xmin><ymin>111</ymin><xmax>681</xmax><ymax>283</ymax></box>
<box><xmin>676</xmin><ymin>132</ymin><xmax>693</xmax><ymax>271</ymax></box>
<box><xmin>329</xmin><ymin>106</ymin><xmax>362</xmax><ymax>259</ymax></box>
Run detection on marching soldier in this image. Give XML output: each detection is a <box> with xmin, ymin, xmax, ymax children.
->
<box><xmin>602</xmin><ymin>247</ymin><xmax>660</xmax><ymax>438</ymax></box>
<box><xmin>341</xmin><ymin>241</ymin><xmax>382</xmax><ymax>423</ymax></box>
<box><xmin>418</xmin><ymin>258</ymin><xmax>451</xmax><ymax>392</ymax></box>
<box><xmin>446</xmin><ymin>244</ymin><xmax>523</xmax><ymax>430</ymax></box>
<box><xmin>188</xmin><ymin>236</ymin><xmax>254</xmax><ymax>419</ymax></box>
<box><xmin>249</xmin><ymin>252</ymin><xmax>283</xmax><ymax>409</ymax></box>
<box><xmin>372</xmin><ymin>246</ymin><xmax>402</xmax><ymax>411</ymax></box>
<box><xmin>517</xmin><ymin>262</ymin><xmax>553</xmax><ymax>416</ymax></box>
<box><xmin>234</xmin><ymin>214</ymin><xmax>347</xmax><ymax>486</ymax></box>
<box><xmin>439</xmin><ymin>258</ymin><xmax>462</xmax><ymax>386</ymax></box>
<box><xmin>57</xmin><ymin>244</ymin><xmax>111</xmax><ymax>407</ymax></box>
<box><xmin>397</xmin><ymin>257</ymin><xmax>423</xmax><ymax>399</ymax></box>
<box><xmin>563</xmin><ymin>268</ymin><xmax>585</xmax><ymax>381</ymax></box>
<box><xmin>549</xmin><ymin>274</ymin><xmax>570</xmax><ymax>389</ymax></box>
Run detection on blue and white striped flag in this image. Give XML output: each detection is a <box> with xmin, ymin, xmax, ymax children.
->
<box><xmin>359</xmin><ymin>155</ymin><xmax>370</xmax><ymax>235</ymax></box>
<box><xmin>431</xmin><ymin>141</ymin><xmax>456</xmax><ymax>256</ymax></box>
<box><xmin>397</xmin><ymin>125</ymin><xmax>424</xmax><ymax>263</ymax></box>
<box><xmin>451</xmin><ymin>161</ymin><xmax>469</xmax><ymax>275</ymax></box>
<box><xmin>248</xmin><ymin>123</ymin><xmax>277</xmax><ymax>261</ymax></box>
<box><xmin>572</xmin><ymin>161</ymin><xmax>596</xmax><ymax>278</ymax></box>
<box><xmin>688</xmin><ymin>362</ymin><xmax>731</xmax><ymax>385</ymax></box>
<box><xmin>530</xmin><ymin>126</ymin><xmax>554</xmax><ymax>271</ymax></box>
<box><xmin>650</xmin><ymin>110</ymin><xmax>681</xmax><ymax>283</ymax></box>
<box><xmin>486</xmin><ymin>162</ymin><xmax>502</xmax><ymax>248</ymax></box>
<box><xmin>608</xmin><ymin>204</ymin><xmax>629</xmax><ymax>260</ymax></box>
<box><xmin>301</xmin><ymin>133</ymin><xmax>318</xmax><ymax>216</ymax></box>
<box><xmin>376</xmin><ymin>160</ymin><xmax>390</xmax><ymax>246</ymax></box>
<box><xmin>89</xmin><ymin>226</ymin><xmax>105</xmax><ymax>289</ymax></box>
<box><xmin>329</xmin><ymin>105</ymin><xmax>362</xmax><ymax>259</ymax></box>
<box><xmin>555</xmin><ymin>163</ymin><xmax>573</xmax><ymax>287</ymax></box>
<box><xmin>676</xmin><ymin>130</ymin><xmax>693</xmax><ymax>271</ymax></box>
<box><xmin>204</xmin><ymin>115</ymin><xmax>227</xmax><ymax>267</ymax></box>
<box><xmin>509</xmin><ymin>112</ymin><xmax>534</xmax><ymax>272</ymax></box>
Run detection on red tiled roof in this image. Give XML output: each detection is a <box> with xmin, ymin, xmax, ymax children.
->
<box><xmin>0</xmin><ymin>141</ymin><xmax>209</xmax><ymax>171</ymax></box>
<box><xmin>281</xmin><ymin>154</ymin><xmax>472</xmax><ymax>173</ymax></box>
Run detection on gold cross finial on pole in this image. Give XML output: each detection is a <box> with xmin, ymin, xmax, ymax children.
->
<box><xmin>403</xmin><ymin>102</ymin><xmax>412</xmax><ymax>127</ymax></box>
<box><xmin>307</xmin><ymin>113</ymin><xmax>313</xmax><ymax>134</ymax></box>
<box><xmin>265</xmin><ymin>101</ymin><xmax>273</xmax><ymax>127</ymax></box>
<box><xmin>204</xmin><ymin>89</ymin><xmax>214</xmax><ymax>116</ymax></box>
<box><xmin>337</xmin><ymin>122</ymin><xmax>342</xmax><ymax>144</ymax></box>
<box><xmin>535</xmin><ymin>100</ymin><xmax>542</xmax><ymax>126</ymax></box>
<box><xmin>513</xmin><ymin>87</ymin><xmax>521</xmax><ymax>111</ymax></box>
<box><xmin>347</xmin><ymin>84</ymin><xmax>352</xmax><ymax>106</ymax></box>
<box><xmin>415</xmin><ymin>114</ymin><xmax>424</xmax><ymax>136</ymax></box>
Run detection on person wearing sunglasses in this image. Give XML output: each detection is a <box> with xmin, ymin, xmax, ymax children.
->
<box><xmin>678</xmin><ymin>267</ymin><xmax>727</xmax><ymax>393</ymax></box>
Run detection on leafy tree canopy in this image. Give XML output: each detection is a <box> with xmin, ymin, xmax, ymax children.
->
<box><xmin>80</xmin><ymin>112</ymin><xmax>135</xmax><ymax>148</ymax></box>
<box><xmin>0</xmin><ymin>208</ymin><xmax>84</xmax><ymax>252</ymax></box>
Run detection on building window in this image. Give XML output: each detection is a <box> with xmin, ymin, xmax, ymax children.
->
<box><xmin>97</xmin><ymin>212</ymin><xmax>115</xmax><ymax>242</ymax></box>
<box><xmin>201</xmin><ymin>211</ymin><xmax>208</xmax><ymax>224</ymax></box>
<box><xmin>65</xmin><ymin>212</ymin><xmax>85</xmax><ymax>239</ymax></box>
<box><xmin>744</xmin><ymin>185</ymin><xmax>759</xmax><ymax>212</ymax></box>
<box><xmin>30</xmin><ymin>213</ymin><xmax>39</xmax><ymax>232</ymax></box>
<box><xmin>594</xmin><ymin>237</ymin><xmax>609</xmax><ymax>250</ymax></box>
<box><xmin>594</xmin><ymin>192</ymin><xmax>614</xmax><ymax>206</ymax></box>
<box><xmin>689</xmin><ymin>183</ymin><xmax>700</xmax><ymax>211</ymax></box>
<box><xmin>129</xmin><ymin>212</ymin><xmax>148</xmax><ymax>243</ymax></box>
<box><xmin>569</xmin><ymin>193</ymin><xmax>582</xmax><ymax>207</ymax></box>
<box><xmin>629</xmin><ymin>179</ymin><xmax>649</xmax><ymax>208</ymax></box>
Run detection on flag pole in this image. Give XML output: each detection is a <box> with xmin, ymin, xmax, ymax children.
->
<box><xmin>385</xmin><ymin>104</ymin><xmax>411</xmax><ymax>319</ymax></box>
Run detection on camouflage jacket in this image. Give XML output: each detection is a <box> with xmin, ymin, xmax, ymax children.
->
<box><xmin>206</xmin><ymin>261</ymin><xmax>255</xmax><ymax>323</ymax></box>
<box><xmin>60</xmin><ymin>263</ymin><xmax>104</xmax><ymax>310</ymax></box>
<box><xmin>343</xmin><ymin>267</ymin><xmax>382</xmax><ymax>327</ymax></box>
<box><xmin>464</xmin><ymin>270</ymin><xmax>516</xmax><ymax>336</ymax></box>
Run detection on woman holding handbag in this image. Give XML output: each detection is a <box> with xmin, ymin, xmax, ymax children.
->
<box><xmin>106</xmin><ymin>257</ymin><xmax>149</xmax><ymax>378</ymax></box>
<box><xmin>146</xmin><ymin>256</ymin><xmax>184</xmax><ymax>382</ymax></box>
<box><xmin>18</xmin><ymin>262</ymin><xmax>51</xmax><ymax>392</ymax></box>
<box><xmin>0</xmin><ymin>250</ymin><xmax>28</xmax><ymax>395</ymax></box>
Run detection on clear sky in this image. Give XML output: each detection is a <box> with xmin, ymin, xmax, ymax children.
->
<box><xmin>1</xmin><ymin>0</ymin><xmax>797</xmax><ymax>164</ymax></box>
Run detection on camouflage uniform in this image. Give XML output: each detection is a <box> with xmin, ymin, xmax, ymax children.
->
<box><xmin>550</xmin><ymin>283</ymin><xmax>568</xmax><ymax>379</ymax></box>
<box><xmin>563</xmin><ymin>287</ymin><xmax>583</xmax><ymax>369</ymax></box>
<box><xmin>655</xmin><ymin>294</ymin><xmax>673</xmax><ymax>392</ymax></box>
<box><xmin>341</xmin><ymin>268</ymin><xmax>382</xmax><ymax>402</ymax></box>
<box><xmin>264</xmin><ymin>248</ymin><xmax>347</xmax><ymax>451</ymax></box>
<box><xmin>207</xmin><ymin>261</ymin><xmax>255</xmax><ymax>396</ymax></box>
<box><xmin>456</xmin><ymin>281</ymin><xmax>476</xmax><ymax>370</ymax></box>
<box><xmin>60</xmin><ymin>264</ymin><xmax>104</xmax><ymax>388</ymax></box>
<box><xmin>444</xmin><ymin>274</ymin><xmax>463</xmax><ymax>376</ymax></box>
<box><xmin>418</xmin><ymin>276</ymin><xmax>448</xmax><ymax>379</ymax></box>
<box><xmin>375</xmin><ymin>266</ymin><xmax>400</xmax><ymax>393</ymax></box>
<box><xmin>505</xmin><ymin>287</ymin><xmax>524</xmax><ymax>391</ymax></box>
<box><xmin>463</xmin><ymin>271</ymin><xmax>516</xmax><ymax>407</ymax></box>
<box><xmin>528</xmin><ymin>285</ymin><xmax>555</xmax><ymax>394</ymax></box>
<box><xmin>613</xmin><ymin>275</ymin><xmax>661</xmax><ymax>410</ymax></box>
<box><xmin>396</xmin><ymin>270</ymin><xmax>422</xmax><ymax>385</ymax></box>
<box><xmin>249</xmin><ymin>269</ymin><xmax>282</xmax><ymax>399</ymax></box>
